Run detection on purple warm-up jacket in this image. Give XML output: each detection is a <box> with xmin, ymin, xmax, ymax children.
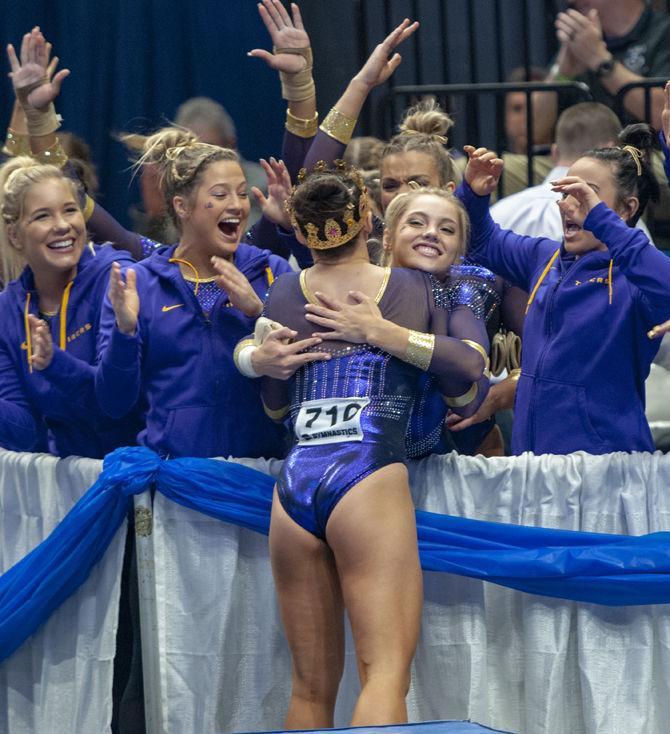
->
<box><xmin>95</xmin><ymin>242</ymin><xmax>292</xmax><ymax>459</ymax></box>
<box><xmin>0</xmin><ymin>244</ymin><xmax>140</xmax><ymax>458</ymax></box>
<box><xmin>458</xmin><ymin>180</ymin><xmax>670</xmax><ymax>455</ymax></box>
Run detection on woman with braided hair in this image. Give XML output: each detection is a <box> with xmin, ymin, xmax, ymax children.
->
<box><xmin>459</xmin><ymin>123</ymin><xmax>670</xmax><ymax>454</ymax></box>
<box><xmin>255</xmin><ymin>163</ymin><xmax>488</xmax><ymax>727</ymax></box>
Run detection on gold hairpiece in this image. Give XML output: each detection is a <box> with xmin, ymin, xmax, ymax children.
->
<box><xmin>288</xmin><ymin>161</ymin><xmax>370</xmax><ymax>250</ymax></box>
<box><xmin>621</xmin><ymin>145</ymin><xmax>643</xmax><ymax>176</ymax></box>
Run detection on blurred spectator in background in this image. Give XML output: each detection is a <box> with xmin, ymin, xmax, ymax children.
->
<box><xmin>343</xmin><ymin>135</ymin><xmax>385</xmax><ymax>220</ymax></box>
<box><xmin>543</xmin><ymin>0</ymin><xmax>670</xmax><ymax>130</ymax></box>
<box><xmin>504</xmin><ymin>66</ymin><xmax>554</xmax><ymax>155</ymax></box>
<box><xmin>491</xmin><ymin>102</ymin><xmax>625</xmax><ymax>238</ymax></box>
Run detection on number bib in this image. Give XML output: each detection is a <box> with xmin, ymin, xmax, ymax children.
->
<box><xmin>295</xmin><ymin>397</ymin><xmax>371</xmax><ymax>446</ymax></box>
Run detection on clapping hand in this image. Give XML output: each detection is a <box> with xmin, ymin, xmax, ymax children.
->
<box><xmin>27</xmin><ymin>314</ymin><xmax>53</xmax><ymax>370</ymax></box>
<box><xmin>554</xmin><ymin>7</ymin><xmax>604</xmax><ymax>76</ymax></box>
<box><xmin>108</xmin><ymin>263</ymin><xmax>139</xmax><ymax>336</ymax></box>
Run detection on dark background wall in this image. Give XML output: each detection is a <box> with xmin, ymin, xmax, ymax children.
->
<box><xmin>4</xmin><ymin>0</ymin><xmax>664</xmax><ymax>229</ymax></box>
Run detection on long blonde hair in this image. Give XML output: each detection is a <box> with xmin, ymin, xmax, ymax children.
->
<box><xmin>121</xmin><ymin>126</ymin><xmax>240</xmax><ymax>229</ymax></box>
<box><xmin>0</xmin><ymin>156</ymin><xmax>82</xmax><ymax>285</ymax></box>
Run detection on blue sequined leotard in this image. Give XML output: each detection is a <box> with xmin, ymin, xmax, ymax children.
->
<box><xmin>279</xmin><ymin>347</ymin><xmax>420</xmax><ymax>538</ymax></box>
<box><xmin>261</xmin><ymin>267</ymin><xmax>488</xmax><ymax>539</ymax></box>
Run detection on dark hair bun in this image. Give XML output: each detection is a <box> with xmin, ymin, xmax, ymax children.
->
<box><xmin>618</xmin><ymin>123</ymin><xmax>659</xmax><ymax>159</ymax></box>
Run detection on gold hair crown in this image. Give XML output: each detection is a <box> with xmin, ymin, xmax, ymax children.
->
<box><xmin>288</xmin><ymin>160</ymin><xmax>370</xmax><ymax>250</ymax></box>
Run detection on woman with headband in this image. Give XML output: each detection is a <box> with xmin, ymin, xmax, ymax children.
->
<box><xmin>459</xmin><ymin>123</ymin><xmax>670</xmax><ymax>454</ymax></box>
<box><xmin>255</xmin><ymin>163</ymin><xmax>488</xmax><ymax>727</ymax></box>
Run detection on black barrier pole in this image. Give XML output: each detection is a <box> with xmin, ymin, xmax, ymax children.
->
<box><xmin>613</xmin><ymin>78</ymin><xmax>667</xmax><ymax>126</ymax></box>
<box><xmin>439</xmin><ymin>0</ymin><xmax>450</xmax><ymax>83</ymax></box>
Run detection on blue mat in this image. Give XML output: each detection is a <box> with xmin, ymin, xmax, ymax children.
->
<box><xmin>237</xmin><ymin>720</ymin><xmax>515</xmax><ymax>734</ymax></box>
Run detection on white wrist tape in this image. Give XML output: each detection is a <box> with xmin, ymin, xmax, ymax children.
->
<box><xmin>237</xmin><ymin>344</ymin><xmax>260</xmax><ymax>378</ymax></box>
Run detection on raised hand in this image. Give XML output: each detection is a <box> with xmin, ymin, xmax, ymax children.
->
<box><xmin>108</xmin><ymin>262</ymin><xmax>139</xmax><ymax>336</ymax></box>
<box><xmin>252</xmin><ymin>157</ymin><xmax>292</xmax><ymax>229</ymax></box>
<box><xmin>251</xmin><ymin>326</ymin><xmax>330</xmax><ymax>379</ymax></box>
<box><xmin>352</xmin><ymin>18</ymin><xmax>419</xmax><ymax>91</ymax></box>
<box><xmin>304</xmin><ymin>290</ymin><xmax>384</xmax><ymax>344</ymax></box>
<box><xmin>551</xmin><ymin>176</ymin><xmax>601</xmax><ymax>226</ymax></box>
<box><xmin>27</xmin><ymin>314</ymin><xmax>53</xmax><ymax>370</ymax></box>
<box><xmin>211</xmin><ymin>256</ymin><xmax>264</xmax><ymax>318</ymax></box>
<box><xmin>248</xmin><ymin>0</ymin><xmax>310</xmax><ymax>74</ymax></box>
<box><xmin>662</xmin><ymin>81</ymin><xmax>670</xmax><ymax>144</ymax></box>
<box><xmin>7</xmin><ymin>27</ymin><xmax>69</xmax><ymax>110</ymax></box>
<box><xmin>463</xmin><ymin>145</ymin><xmax>504</xmax><ymax>197</ymax></box>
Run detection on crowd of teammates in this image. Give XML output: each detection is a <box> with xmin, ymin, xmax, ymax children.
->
<box><xmin>2</xmin><ymin>0</ymin><xmax>670</xmax><ymax>729</ymax></box>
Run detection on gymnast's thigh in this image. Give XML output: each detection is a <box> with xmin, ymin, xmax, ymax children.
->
<box><xmin>324</xmin><ymin>463</ymin><xmax>423</xmax><ymax>669</ymax></box>
<box><xmin>269</xmin><ymin>488</ymin><xmax>345</xmax><ymax>685</ymax></box>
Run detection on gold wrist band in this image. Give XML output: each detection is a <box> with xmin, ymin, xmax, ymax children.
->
<box><xmin>461</xmin><ymin>338</ymin><xmax>491</xmax><ymax>378</ymax></box>
<box><xmin>285</xmin><ymin>109</ymin><xmax>319</xmax><ymax>138</ymax></box>
<box><xmin>508</xmin><ymin>368</ymin><xmax>522</xmax><ymax>383</ymax></box>
<box><xmin>262</xmin><ymin>399</ymin><xmax>290</xmax><ymax>421</ymax></box>
<box><xmin>276</xmin><ymin>46</ymin><xmax>315</xmax><ymax>102</ymax></box>
<box><xmin>3</xmin><ymin>129</ymin><xmax>31</xmax><ymax>157</ymax></box>
<box><xmin>444</xmin><ymin>382</ymin><xmax>478</xmax><ymax>408</ymax></box>
<box><xmin>34</xmin><ymin>137</ymin><xmax>67</xmax><ymax>168</ymax></box>
<box><xmin>406</xmin><ymin>330</ymin><xmax>435</xmax><ymax>371</ymax></box>
<box><xmin>319</xmin><ymin>107</ymin><xmax>357</xmax><ymax>145</ymax></box>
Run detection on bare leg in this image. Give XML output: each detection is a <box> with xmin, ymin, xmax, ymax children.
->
<box><xmin>326</xmin><ymin>463</ymin><xmax>422</xmax><ymax>726</ymax></box>
<box><xmin>269</xmin><ymin>489</ymin><xmax>345</xmax><ymax>729</ymax></box>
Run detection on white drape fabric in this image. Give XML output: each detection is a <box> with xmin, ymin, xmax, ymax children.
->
<box><xmin>154</xmin><ymin>451</ymin><xmax>670</xmax><ymax>734</ymax></box>
<box><xmin>2</xmin><ymin>450</ymin><xmax>670</xmax><ymax>734</ymax></box>
<box><xmin>0</xmin><ymin>450</ymin><xmax>124</xmax><ymax>734</ymax></box>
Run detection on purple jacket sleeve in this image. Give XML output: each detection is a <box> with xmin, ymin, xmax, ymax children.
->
<box><xmin>0</xmin><ymin>339</ymin><xmax>42</xmax><ymax>450</ymax></box>
<box><xmin>95</xmin><ymin>294</ymin><xmax>143</xmax><ymax>420</ymax></box>
<box><xmin>456</xmin><ymin>180</ymin><xmax>558</xmax><ymax>292</ymax></box>
<box><xmin>28</xmin><ymin>349</ymin><xmax>99</xmax><ymax>424</ymax></box>
<box><xmin>584</xmin><ymin>202</ymin><xmax>670</xmax><ymax>324</ymax></box>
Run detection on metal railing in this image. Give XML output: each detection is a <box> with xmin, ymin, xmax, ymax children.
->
<box><xmin>614</xmin><ymin>78</ymin><xmax>668</xmax><ymax>126</ymax></box>
<box><xmin>385</xmin><ymin>80</ymin><xmax>592</xmax><ymax>188</ymax></box>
